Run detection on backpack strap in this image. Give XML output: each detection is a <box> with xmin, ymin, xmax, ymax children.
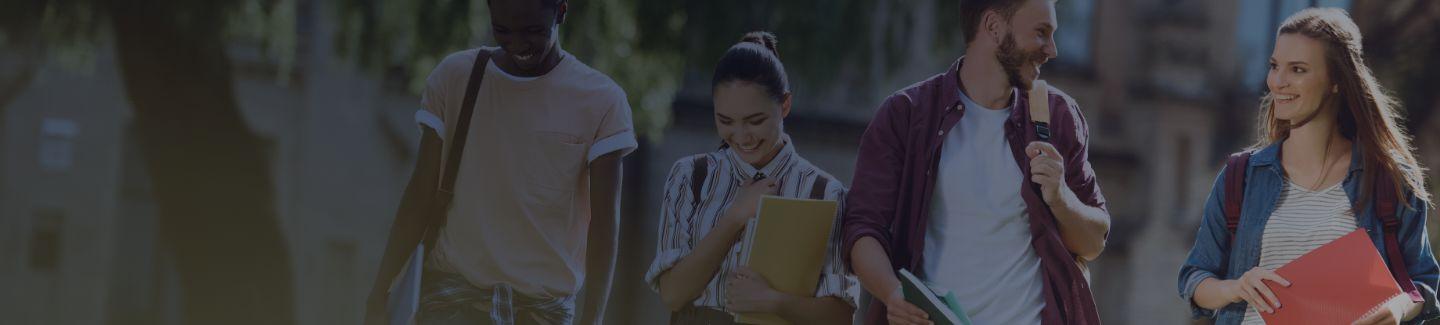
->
<box><xmin>690</xmin><ymin>156</ymin><xmax>709</xmax><ymax>208</ymax></box>
<box><xmin>1375</xmin><ymin>173</ymin><xmax>1423</xmax><ymax>302</ymax></box>
<box><xmin>422</xmin><ymin>49</ymin><xmax>491</xmax><ymax>252</ymax></box>
<box><xmin>808</xmin><ymin>177</ymin><xmax>829</xmax><ymax>200</ymax></box>
<box><xmin>1223</xmin><ymin>151</ymin><xmax>1252</xmax><ymax>238</ymax></box>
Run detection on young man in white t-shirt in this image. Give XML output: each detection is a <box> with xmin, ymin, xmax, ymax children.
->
<box><xmin>364</xmin><ymin>0</ymin><xmax>635</xmax><ymax>324</ymax></box>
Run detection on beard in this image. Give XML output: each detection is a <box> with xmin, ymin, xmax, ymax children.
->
<box><xmin>995</xmin><ymin>32</ymin><xmax>1050</xmax><ymax>91</ymax></box>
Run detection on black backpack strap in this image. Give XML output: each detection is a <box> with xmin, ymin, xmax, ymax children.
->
<box><xmin>690</xmin><ymin>156</ymin><xmax>709</xmax><ymax>208</ymax></box>
<box><xmin>1375</xmin><ymin>173</ymin><xmax>1422</xmax><ymax>302</ymax></box>
<box><xmin>809</xmin><ymin>177</ymin><xmax>829</xmax><ymax>200</ymax></box>
<box><xmin>1223</xmin><ymin>151</ymin><xmax>1252</xmax><ymax>239</ymax></box>
<box><xmin>423</xmin><ymin>49</ymin><xmax>491</xmax><ymax>251</ymax></box>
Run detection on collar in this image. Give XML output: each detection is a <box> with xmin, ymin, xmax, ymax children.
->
<box><xmin>950</xmin><ymin>57</ymin><xmax>1028</xmax><ymax>127</ymax></box>
<box><xmin>724</xmin><ymin>134</ymin><xmax>798</xmax><ymax>180</ymax></box>
<box><xmin>1249</xmin><ymin>138</ymin><xmax>1365</xmax><ymax>173</ymax></box>
<box><xmin>489</xmin><ymin>47</ymin><xmax>570</xmax><ymax>84</ymax></box>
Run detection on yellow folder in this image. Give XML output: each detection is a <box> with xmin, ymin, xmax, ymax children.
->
<box><xmin>733</xmin><ymin>195</ymin><xmax>840</xmax><ymax>325</ymax></box>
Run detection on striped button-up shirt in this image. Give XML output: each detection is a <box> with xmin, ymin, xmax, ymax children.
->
<box><xmin>645</xmin><ymin>137</ymin><xmax>859</xmax><ymax>310</ymax></box>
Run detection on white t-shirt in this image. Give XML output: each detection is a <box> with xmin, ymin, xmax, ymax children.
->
<box><xmin>922</xmin><ymin>88</ymin><xmax>1045</xmax><ymax>324</ymax></box>
<box><xmin>414</xmin><ymin>47</ymin><xmax>637</xmax><ymax>298</ymax></box>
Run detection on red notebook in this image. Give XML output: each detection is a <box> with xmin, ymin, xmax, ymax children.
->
<box><xmin>1260</xmin><ymin>229</ymin><xmax>1406</xmax><ymax>324</ymax></box>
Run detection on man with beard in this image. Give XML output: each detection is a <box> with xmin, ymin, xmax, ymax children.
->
<box><xmin>840</xmin><ymin>0</ymin><xmax>1111</xmax><ymax>324</ymax></box>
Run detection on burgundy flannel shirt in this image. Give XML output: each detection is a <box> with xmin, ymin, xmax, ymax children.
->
<box><xmin>841</xmin><ymin>58</ymin><xmax>1108</xmax><ymax>325</ymax></box>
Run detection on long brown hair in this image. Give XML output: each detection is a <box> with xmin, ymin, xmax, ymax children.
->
<box><xmin>1255</xmin><ymin>8</ymin><xmax>1431</xmax><ymax>208</ymax></box>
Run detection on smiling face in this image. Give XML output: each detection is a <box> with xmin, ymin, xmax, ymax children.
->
<box><xmin>1268</xmin><ymin>33</ymin><xmax>1335</xmax><ymax>122</ymax></box>
<box><xmin>713</xmin><ymin>81</ymin><xmax>790</xmax><ymax>167</ymax></box>
<box><xmin>488</xmin><ymin>0</ymin><xmax>563</xmax><ymax>75</ymax></box>
<box><xmin>994</xmin><ymin>0</ymin><xmax>1058</xmax><ymax>90</ymax></box>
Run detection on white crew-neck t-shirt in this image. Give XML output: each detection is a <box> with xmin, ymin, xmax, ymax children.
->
<box><xmin>922</xmin><ymin>88</ymin><xmax>1046</xmax><ymax>324</ymax></box>
<box><xmin>414</xmin><ymin>47</ymin><xmax>637</xmax><ymax>298</ymax></box>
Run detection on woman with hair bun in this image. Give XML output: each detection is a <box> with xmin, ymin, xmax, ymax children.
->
<box><xmin>644</xmin><ymin>31</ymin><xmax>859</xmax><ymax>324</ymax></box>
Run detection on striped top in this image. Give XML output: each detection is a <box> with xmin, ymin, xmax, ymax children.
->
<box><xmin>1242</xmin><ymin>179</ymin><xmax>1356</xmax><ymax>324</ymax></box>
<box><xmin>644</xmin><ymin>136</ymin><xmax>860</xmax><ymax>310</ymax></box>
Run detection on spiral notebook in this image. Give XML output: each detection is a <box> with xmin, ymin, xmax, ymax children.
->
<box><xmin>1259</xmin><ymin>229</ymin><xmax>1407</xmax><ymax>324</ymax></box>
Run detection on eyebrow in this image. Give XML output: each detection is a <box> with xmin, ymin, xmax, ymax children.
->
<box><xmin>1037</xmin><ymin>22</ymin><xmax>1055</xmax><ymax>33</ymax></box>
<box><xmin>1268</xmin><ymin>58</ymin><xmax>1311</xmax><ymax>66</ymax></box>
<box><xmin>715</xmin><ymin>112</ymin><xmax>768</xmax><ymax>120</ymax></box>
<box><xmin>493</xmin><ymin>22</ymin><xmax>547</xmax><ymax>30</ymax></box>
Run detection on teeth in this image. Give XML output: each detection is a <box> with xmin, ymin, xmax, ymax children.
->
<box><xmin>1276</xmin><ymin>94</ymin><xmax>1297</xmax><ymax>100</ymax></box>
<box><xmin>516</xmin><ymin>54</ymin><xmax>533</xmax><ymax>61</ymax></box>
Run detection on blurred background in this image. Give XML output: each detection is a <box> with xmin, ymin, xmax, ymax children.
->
<box><xmin>2</xmin><ymin>0</ymin><xmax>1439</xmax><ymax>324</ymax></box>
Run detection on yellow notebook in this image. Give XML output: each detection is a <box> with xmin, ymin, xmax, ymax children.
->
<box><xmin>733</xmin><ymin>195</ymin><xmax>840</xmax><ymax>325</ymax></box>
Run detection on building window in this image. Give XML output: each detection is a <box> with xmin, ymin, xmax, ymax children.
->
<box><xmin>1055</xmin><ymin>0</ymin><xmax>1096</xmax><ymax>69</ymax></box>
<box><xmin>30</xmin><ymin>209</ymin><xmax>64</xmax><ymax>272</ymax></box>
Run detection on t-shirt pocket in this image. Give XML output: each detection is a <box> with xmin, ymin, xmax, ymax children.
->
<box><xmin>523</xmin><ymin>130</ymin><xmax>587</xmax><ymax>195</ymax></box>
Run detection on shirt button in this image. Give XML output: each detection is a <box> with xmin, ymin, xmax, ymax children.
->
<box><xmin>937</xmin><ymin>130</ymin><xmax>945</xmax><ymax>136</ymax></box>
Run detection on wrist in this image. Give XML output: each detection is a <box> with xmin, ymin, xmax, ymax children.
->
<box><xmin>766</xmin><ymin>289</ymin><xmax>792</xmax><ymax>314</ymax></box>
<box><xmin>1221</xmin><ymin>280</ymin><xmax>1244</xmax><ymax>304</ymax></box>
<box><xmin>720</xmin><ymin>210</ymin><xmax>749</xmax><ymax>230</ymax></box>
<box><xmin>1055</xmin><ymin>186</ymin><xmax>1080</xmax><ymax>211</ymax></box>
<box><xmin>882</xmin><ymin>282</ymin><xmax>905</xmax><ymax>306</ymax></box>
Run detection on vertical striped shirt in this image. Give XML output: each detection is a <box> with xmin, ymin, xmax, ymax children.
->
<box><xmin>644</xmin><ymin>136</ymin><xmax>860</xmax><ymax>310</ymax></box>
<box><xmin>1242</xmin><ymin>179</ymin><xmax>1356</xmax><ymax>324</ymax></box>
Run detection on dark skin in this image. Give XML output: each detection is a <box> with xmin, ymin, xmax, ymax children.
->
<box><xmin>488</xmin><ymin>0</ymin><xmax>567</xmax><ymax>77</ymax></box>
<box><xmin>365</xmin><ymin>1</ymin><xmax>621</xmax><ymax>324</ymax></box>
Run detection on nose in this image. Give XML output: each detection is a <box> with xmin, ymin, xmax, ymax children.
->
<box><xmin>1044</xmin><ymin>35</ymin><xmax>1058</xmax><ymax>61</ymax></box>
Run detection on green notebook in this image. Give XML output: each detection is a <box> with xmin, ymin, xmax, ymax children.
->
<box><xmin>897</xmin><ymin>269</ymin><xmax>973</xmax><ymax>325</ymax></box>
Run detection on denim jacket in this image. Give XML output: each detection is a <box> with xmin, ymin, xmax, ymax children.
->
<box><xmin>1177</xmin><ymin>142</ymin><xmax>1439</xmax><ymax>324</ymax></box>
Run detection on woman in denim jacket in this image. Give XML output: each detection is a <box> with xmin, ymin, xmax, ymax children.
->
<box><xmin>1178</xmin><ymin>8</ymin><xmax>1438</xmax><ymax>325</ymax></box>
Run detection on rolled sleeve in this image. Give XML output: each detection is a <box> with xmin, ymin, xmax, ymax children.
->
<box><xmin>588</xmin><ymin>91</ymin><xmax>637</xmax><ymax>162</ymax></box>
<box><xmin>841</xmin><ymin>94</ymin><xmax>910</xmax><ymax>272</ymax></box>
<box><xmin>416</xmin><ymin>50</ymin><xmax>481</xmax><ymax>141</ymax></box>
<box><xmin>1180</xmin><ymin>269</ymin><xmax>1219</xmax><ymax>319</ymax></box>
<box><xmin>1399</xmin><ymin>191</ymin><xmax>1440</xmax><ymax>323</ymax></box>
<box><xmin>1055</xmin><ymin>94</ymin><xmax>1108</xmax><ymax>213</ymax></box>
<box><xmin>645</xmin><ymin>159</ymin><xmax>699</xmax><ymax>292</ymax></box>
<box><xmin>415</xmin><ymin>109</ymin><xmax>445</xmax><ymax>135</ymax></box>
<box><xmin>815</xmin><ymin>273</ymin><xmax>860</xmax><ymax>307</ymax></box>
<box><xmin>588</xmin><ymin>130</ymin><xmax>637</xmax><ymax>162</ymax></box>
<box><xmin>646</xmin><ymin>247</ymin><xmax>692</xmax><ymax>292</ymax></box>
<box><xmin>1178</xmin><ymin>167</ymin><xmax>1235</xmax><ymax>319</ymax></box>
<box><xmin>817</xmin><ymin>186</ymin><xmax>860</xmax><ymax>307</ymax></box>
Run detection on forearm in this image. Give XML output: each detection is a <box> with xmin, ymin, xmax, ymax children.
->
<box><xmin>658</xmin><ymin>216</ymin><xmax>746</xmax><ymax>310</ymax></box>
<box><xmin>1192</xmin><ymin>277</ymin><xmax>1237</xmax><ymax>311</ymax></box>
<box><xmin>578</xmin><ymin>217</ymin><xmax>617</xmax><ymax>324</ymax></box>
<box><xmin>366</xmin><ymin>131</ymin><xmax>443</xmax><ymax>308</ymax></box>
<box><xmin>366</xmin><ymin>193</ymin><xmax>431</xmax><ymax>306</ymax></box>
<box><xmin>851</xmin><ymin>236</ymin><xmax>901</xmax><ymax>304</ymax></box>
<box><xmin>1052</xmin><ymin>189</ymin><xmax>1109</xmax><ymax>261</ymax></box>
<box><xmin>579</xmin><ymin>155</ymin><xmax>622</xmax><ymax>324</ymax></box>
<box><xmin>776</xmin><ymin>295</ymin><xmax>854</xmax><ymax>324</ymax></box>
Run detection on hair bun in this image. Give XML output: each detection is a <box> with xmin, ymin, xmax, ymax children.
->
<box><xmin>740</xmin><ymin>31</ymin><xmax>779</xmax><ymax>59</ymax></box>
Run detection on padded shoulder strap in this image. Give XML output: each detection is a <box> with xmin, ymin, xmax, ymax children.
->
<box><xmin>690</xmin><ymin>156</ymin><xmax>709</xmax><ymax>208</ymax></box>
<box><xmin>1223</xmin><ymin>151</ymin><xmax>1252</xmax><ymax>237</ymax></box>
